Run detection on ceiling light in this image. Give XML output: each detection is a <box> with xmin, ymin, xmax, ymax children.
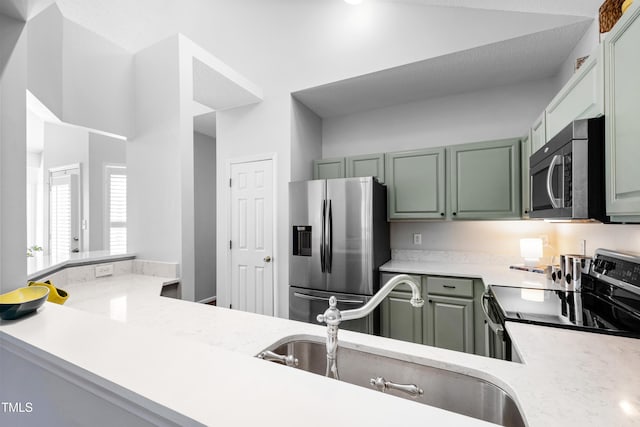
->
<box><xmin>344</xmin><ymin>0</ymin><xmax>363</xmax><ymax>5</ymax></box>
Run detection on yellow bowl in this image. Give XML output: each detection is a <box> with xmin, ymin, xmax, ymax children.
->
<box><xmin>28</xmin><ymin>280</ymin><xmax>69</xmax><ymax>305</ymax></box>
<box><xmin>0</xmin><ymin>286</ymin><xmax>49</xmax><ymax>320</ymax></box>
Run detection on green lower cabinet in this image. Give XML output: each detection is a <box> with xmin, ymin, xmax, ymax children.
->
<box><xmin>380</xmin><ymin>273</ymin><xmax>487</xmax><ymax>357</ymax></box>
<box><xmin>424</xmin><ymin>295</ymin><xmax>474</xmax><ymax>353</ymax></box>
<box><xmin>380</xmin><ymin>290</ymin><xmax>423</xmax><ymax>344</ymax></box>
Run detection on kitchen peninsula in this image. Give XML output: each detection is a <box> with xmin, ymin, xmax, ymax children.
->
<box><xmin>2</xmin><ymin>263</ymin><xmax>640</xmax><ymax>427</ymax></box>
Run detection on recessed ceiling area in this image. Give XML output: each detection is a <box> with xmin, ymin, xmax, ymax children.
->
<box><xmin>293</xmin><ymin>20</ymin><xmax>591</xmax><ymax>118</ymax></box>
<box><xmin>192</xmin><ymin>56</ymin><xmax>262</xmax><ymax>112</ymax></box>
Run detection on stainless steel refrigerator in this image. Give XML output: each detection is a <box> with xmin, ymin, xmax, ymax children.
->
<box><xmin>289</xmin><ymin>177</ymin><xmax>390</xmax><ymax>334</ymax></box>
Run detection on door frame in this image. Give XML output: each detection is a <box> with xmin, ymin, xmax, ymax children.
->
<box><xmin>224</xmin><ymin>153</ymin><xmax>278</xmax><ymax>315</ymax></box>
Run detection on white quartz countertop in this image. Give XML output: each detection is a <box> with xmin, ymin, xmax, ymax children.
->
<box><xmin>380</xmin><ymin>259</ymin><xmax>564</xmax><ymax>290</ymax></box>
<box><xmin>2</xmin><ymin>270</ymin><xmax>640</xmax><ymax>426</ymax></box>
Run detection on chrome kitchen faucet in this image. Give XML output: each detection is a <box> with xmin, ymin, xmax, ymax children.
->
<box><xmin>317</xmin><ymin>274</ymin><xmax>424</xmax><ymax>380</ymax></box>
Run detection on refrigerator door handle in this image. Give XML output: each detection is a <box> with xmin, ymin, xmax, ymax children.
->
<box><xmin>293</xmin><ymin>292</ymin><xmax>364</xmax><ymax>305</ymax></box>
<box><xmin>321</xmin><ymin>200</ymin><xmax>326</xmax><ymax>272</ymax></box>
<box><xmin>327</xmin><ymin>200</ymin><xmax>333</xmax><ymax>273</ymax></box>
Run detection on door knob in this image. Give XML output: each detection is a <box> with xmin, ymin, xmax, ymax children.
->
<box><xmin>264</xmin><ymin>256</ymin><xmax>272</xmax><ymax>263</ymax></box>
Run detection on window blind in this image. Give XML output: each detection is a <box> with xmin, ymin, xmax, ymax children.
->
<box><xmin>107</xmin><ymin>167</ymin><xmax>127</xmax><ymax>253</ymax></box>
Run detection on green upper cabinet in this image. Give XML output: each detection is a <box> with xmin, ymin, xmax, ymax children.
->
<box><xmin>385</xmin><ymin>148</ymin><xmax>446</xmax><ymax>220</ymax></box>
<box><xmin>346</xmin><ymin>153</ymin><xmax>385</xmax><ymax>183</ymax></box>
<box><xmin>521</xmin><ymin>132</ymin><xmax>531</xmax><ymax>218</ymax></box>
<box><xmin>604</xmin><ymin>2</ymin><xmax>640</xmax><ymax>222</ymax></box>
<box><xmin>545</xmin><ymin>44</ymin><xmax>604</xmax><ymax>141</ymax></box>
<box><xmin>448</xmin><ymin>139</ymin><xmax>521</xmax><ymax>220</ymax></box>
<box><xmin>313</xmin><ymin>158</ymin><xmax>345</xmax><ymax>179</ymax></box>
<box><xmin>530</xmin><ymin>112</ymin><xmax>546</xmax><ymax>154</ymax></box>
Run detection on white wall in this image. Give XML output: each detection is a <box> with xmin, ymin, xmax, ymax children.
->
<box><xmin>0</xmin><ymin>12</ymin><xmax>25</xmax><ymax>77</ymax></box>
<box><xmin>322</xmin><ymin>78</ymin><xmax>557</xmax><ymax>158</ymax></box>
<box><xmin>62</xmin><ymin>17</ymin><xmax>134</xmax><ymax>137</ymax></box>
<box><xmin>129</xmin><ymin>36</ymin><xmax>182</xmax><ymax>266</ymax></box>
<box><xmin>27</xmin><ymin>5</ymin><xmax>62</xmax><ymax>119</ymax></box>
<box><xmin>194</xmin><ymin>131</ymin><xmax>216</xmax><ymax>301</ymax></box>
<box><xmin>290</xmin><ymin>96</ymin><xmax>322</xmax><ymax>182</ymax></box>
<box><xmin>0</xmin><ymin>19</ymin><xmax>27</xmax><ymax>293</ymax></box>
<box><xmin>556</xmin><ymin>223</ymin><xmax>640</xmax><ymax>256</ymax></box>
<box><xmin>27</xmin><ymin>4</ymin><xmax>133</xmax><ymax>138</ymax></box>
<box><xmin>88</xmin><ymin>132</ymin><xmax>126</xmax><ymax>251</ymax></box>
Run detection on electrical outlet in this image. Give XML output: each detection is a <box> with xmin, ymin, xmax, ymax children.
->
<box><xmin>413</xmin><ymin>233</ymin><xmax>422</xmax><ymax>245</ymax></box>
<box><xmin>95</xmin><ymin>264</ymin><xmax>114</xmax><ymax>278</ymax></box>
<box><xmin>538</xmin><ymin>234</ymin><xmax>549</xmax><ymax>247</ymax></box>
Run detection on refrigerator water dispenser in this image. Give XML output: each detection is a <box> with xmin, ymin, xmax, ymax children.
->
<box><xmin>293</xmin><ymin>226</ymin><xmax>312</xmax><ymax>256</ymax></box>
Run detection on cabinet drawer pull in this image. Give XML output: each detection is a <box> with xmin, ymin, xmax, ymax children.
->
<box><xmin>443</xmin><ymin>285</ymin><xmax>456</xmax><ymax>289</ymax></box>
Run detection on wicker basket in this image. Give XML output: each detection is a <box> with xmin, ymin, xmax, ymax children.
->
<box><xmin>600</xmin><ymin>0</ymin><xmax>626</xmax><ymax>33</ymax></box>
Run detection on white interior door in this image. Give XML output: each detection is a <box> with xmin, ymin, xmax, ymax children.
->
<box><xmin>230</xmin><ymin>159</ymin><xmax>274</xmax><ymax>315</ymax></box>
<box><xmin>49</xmin><ymin>170</ymin><xmax>80</xmax><ymax>256</ymax></box>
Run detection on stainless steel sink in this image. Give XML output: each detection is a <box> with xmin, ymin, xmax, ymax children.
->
<box><xmin>259</xmin><ymin>338</ymin><xmax>526</xmax><ymax>427</ymax></box>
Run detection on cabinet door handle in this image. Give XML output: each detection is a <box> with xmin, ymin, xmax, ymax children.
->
<box><xmin>443</xmin><ymin>285</ymin><xmax>456</xmax><ymax>289</ymax></box>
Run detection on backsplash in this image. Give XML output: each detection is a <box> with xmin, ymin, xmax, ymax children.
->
<box><xmin>555</xmin><ymin>223</ymin><xmax>640</xmax><ymax>256</ymax></box>
<box><xmin>391</xmin><ymin>221</ymin><xmax>558</xmax><ymax>263</ymax></box>
<box><xmin>133</xmin><ymin>260</ymin><xmax>180</xmax><ymax>278</ymax></box>
<box><xmin>392</xmin><ymin>249</ymin><xmax>523</xmax><ymax>265</ymax></box>
<box><xmin>390</xmin><ymin>221</ymin><xmax>640</xmax><ymax>265</ymax></box>
<box><xmin>37</xmin><ymin>259</ymin><xmax>179</xmax><ymax>286</ymax></box>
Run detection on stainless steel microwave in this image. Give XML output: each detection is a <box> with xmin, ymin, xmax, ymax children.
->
<box><xmin>529</xmin><ymin>117</ymin><xmax>608</xmax><ymax>222</ymax></box>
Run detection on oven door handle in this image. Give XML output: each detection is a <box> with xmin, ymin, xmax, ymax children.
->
<box><xmin>546</xmin><ymin>154</ymin><xmax>563</xmax><ymax>209</ymax></box>
<box><xmin>481</xmin><ymin>291</ymin><xmax>504</xmax><ymax>339</ymax></box>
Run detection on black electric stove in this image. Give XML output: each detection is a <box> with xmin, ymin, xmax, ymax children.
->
<box><xmin>488</xmin><ymin>249</ymin><xmax>640</xmax><ymax>338</ymax></box>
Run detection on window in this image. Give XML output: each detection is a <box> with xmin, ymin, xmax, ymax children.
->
<box><xmin>106</xmin><ymin>165</ymin><xmax>127</xmax><ymax>253</ymax></box>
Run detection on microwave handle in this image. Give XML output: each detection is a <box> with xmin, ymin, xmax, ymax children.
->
<box><xmin>546</xmin><ymin>154</ymin><xmax>563</xmax><ymax>209</ymax></box>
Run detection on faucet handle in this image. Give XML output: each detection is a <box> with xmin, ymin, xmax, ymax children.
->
<box><xmin>317</xmin><ymin>296</ymin><xmax>342</xmax><ymax>326</ymax></box>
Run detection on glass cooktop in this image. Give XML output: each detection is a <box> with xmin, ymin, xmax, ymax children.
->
<box><xmin>490</xmin><ymin>282</ymin><xmax>640</xmax><ymax>338</ymax></box>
